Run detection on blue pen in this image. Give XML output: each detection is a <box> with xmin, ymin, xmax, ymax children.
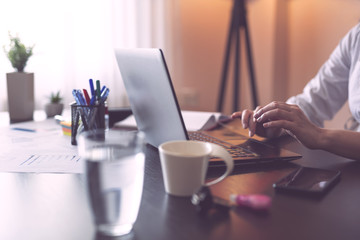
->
<box><xmin>76</xmin><ymin>90</ymin><xmax>91</xmax><ymax>118</ymax></box>
<box><xmin>76</xmin><ymin>89</ymin><xmax>87</xmax><ymax>106</ymax></box>
<box><xmin>12</xmin><ymin>127</ymin><xmax>36</xmax><ymax>133</ymax></box>
<box><xmin>73</xmin><ymin>89</ymin><xmax>89</xmax><ymax>129</ymax></box>
<box><xmin>73</xmin><ymin>89</ymin><xmax>85</xmax><ymax>116</ymax></box>
<box><xmin>89</xmin><ymin>95</ymin><xmax>96</xmax><ymax>106</ymax></box>
<box><xmin>99</xmin><ymin>88</ymin><xmax>110</xmax><ymax>104</ymax></box>
<box><xmin>89</xmin><ymin>79</ymin><xmax>95</xmax><ymax>98</ymax></box>
<box><xmin>72</xmin><ymin>89</ymin><xmax>81</xmax><ymax>105</ymax></box>
<box><xmin>100</xmin><ymin>85</ymin><xmax>106</xmax><ymax>95</ymax></box>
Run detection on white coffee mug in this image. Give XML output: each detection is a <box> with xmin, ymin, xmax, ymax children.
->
<box><xmin>159</xmin><ymin>140</ymin><xmax>234</xmax><ymax>197</ymax></box>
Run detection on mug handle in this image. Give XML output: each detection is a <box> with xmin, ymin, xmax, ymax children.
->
<box><xmin>205</xmin><ymin>143</ymin><xmax>234</xmax><ymax>186</ymax></box>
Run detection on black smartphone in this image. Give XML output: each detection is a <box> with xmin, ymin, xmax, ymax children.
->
<box><xmin>273</xmin><ymin>167</ymin><xmax>341</xmax><ymax>196</ymax></box>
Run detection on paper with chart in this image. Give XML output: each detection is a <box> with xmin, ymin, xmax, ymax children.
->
<box><xmin>0</xmin><ymin>119</ymin><xmax>82</xmax><ymax>173</ymax></box>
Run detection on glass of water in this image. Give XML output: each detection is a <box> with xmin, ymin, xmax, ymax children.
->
<box><xmin>77</xmin><ymin>129</ymin><xmax>145</xmax><ymax>236</ymax></box>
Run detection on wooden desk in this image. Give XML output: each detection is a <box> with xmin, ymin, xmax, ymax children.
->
<box><xmin>0</xmin><ymin>120</ymin><xmax>359</xmax><ymax>240</ymax></box>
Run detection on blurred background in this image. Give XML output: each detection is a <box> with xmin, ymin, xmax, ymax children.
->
<box><xmin>0</xmin><ymin>0</ymin><xmax>359</xmax><ymax>128</ymax></box>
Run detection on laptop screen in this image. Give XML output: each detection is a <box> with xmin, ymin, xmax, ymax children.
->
<box><xmin>115</xmin><ymin>48</ymin><xmax>302</xmax><ymax>164</ymax></box>
<box><xmin>115</xmin><ymin>48</ymin><xmax>188</xmax><ymax>147</ymax></box>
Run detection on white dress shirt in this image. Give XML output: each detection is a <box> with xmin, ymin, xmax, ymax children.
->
<box><xmin>287</xmin><ymin>23</ymin><xmax>360</xmax><ymax>131</ymax></box>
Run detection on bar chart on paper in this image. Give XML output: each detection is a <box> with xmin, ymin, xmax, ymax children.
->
<box><xmin>0</xmin><ymin>118</ymin><xmax>82</xmax><ymax>173</ymax></box>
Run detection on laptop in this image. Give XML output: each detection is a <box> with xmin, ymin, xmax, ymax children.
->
<box><xmin>115</xmin><ymin>48</ymin><xmax>302</xmax><ymax>166</ymax></box>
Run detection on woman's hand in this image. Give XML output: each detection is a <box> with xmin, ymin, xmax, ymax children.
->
<box><xmin>234</xmin><ymin>101</ymin><xmax>360</xmax><ymax>160</ymax></box>
<box><xmin>231</xmin><ymin>105</ymin><xmax>283</xmax><ymax>139</ymax></box>
<box><xmin>253</xmin><ymin>101</ymin><xmax>323</xmax><ymax>149</ymax></box>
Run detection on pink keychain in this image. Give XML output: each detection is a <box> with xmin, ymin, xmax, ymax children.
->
<box><xmin>230</xmin><ymin>194</ymin><xmax>272</xmax><ymax>211</ymax></box>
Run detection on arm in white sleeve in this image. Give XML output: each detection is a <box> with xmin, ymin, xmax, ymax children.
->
<box><xmin>287</xmin><ymin>24</ymin><xmax>360</xmax><ymax>127</ymax></box>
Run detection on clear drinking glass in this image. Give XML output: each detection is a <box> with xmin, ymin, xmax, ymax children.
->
<box><xmin>77</xmin><ymin>129</ymin><xmax>145</xmax><ymax>236</ymax></box>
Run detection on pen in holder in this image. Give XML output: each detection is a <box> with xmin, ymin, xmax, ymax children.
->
<box><xmin>71</xmin><ymin>102</ymin><xmax>106</xmax><ymax>145</ymax></box>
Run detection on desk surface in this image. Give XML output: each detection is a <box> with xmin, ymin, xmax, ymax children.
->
<box><xmin>0</xmin><ymin>118</ymin><xmax>359</xmax><ymax>240</ymax></box>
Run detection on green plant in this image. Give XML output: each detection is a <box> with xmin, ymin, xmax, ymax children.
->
<box><xmin>3</xmin><ymin>32</ymin><xmax>34</xmax><ymax>72</ymax></box>
<box><xmin>49</xmin><ymin>91</ymin><xmax>63</xmax><ymax>104</ymax></box>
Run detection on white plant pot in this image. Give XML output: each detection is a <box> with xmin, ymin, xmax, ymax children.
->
<box><xmin>45</xmin><ymin>103</ymin><xmax>64</xmax><ymax>118</ymax></box>
<box><xmin>6</xmin><ymin>72</ymin><xmax>34</xmax><ymax>123</ymax></box>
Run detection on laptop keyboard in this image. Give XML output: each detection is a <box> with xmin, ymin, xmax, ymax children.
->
<box><xmin>188</xmin><ymin>131</ymin><xmax>257</xmax><ymax>158</ymax></box>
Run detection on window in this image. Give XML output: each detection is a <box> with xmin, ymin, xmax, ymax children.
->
<box><xmin>0</xmin><ymin>0</ymin><xmax>166</xmax><ymax>111</ymax></box>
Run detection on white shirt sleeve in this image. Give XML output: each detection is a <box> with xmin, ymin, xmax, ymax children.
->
<box><xmin>286</xmin><ymin>24</ymin><xmax>358</xmax><ymax>128</ymax></box>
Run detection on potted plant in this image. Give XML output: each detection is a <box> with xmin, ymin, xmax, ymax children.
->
<box><xmin>45</xmin><ymin>91</ymin><xmax>64</xmax><ymax>118</ymax></box>
<box><xmin>3</xmin><ymin>32</ymin><xmax>35</xmax><ymax>123</ymax></box>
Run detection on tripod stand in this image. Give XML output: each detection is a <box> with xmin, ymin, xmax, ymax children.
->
<box><xmin>217</xmin><ymin>0</ymin><xmax>258</xmax><ymax>112</ymax></box>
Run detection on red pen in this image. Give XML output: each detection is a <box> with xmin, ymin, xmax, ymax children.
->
<box><xmin>83</xmin><ymin>89</ymin><xmax>91</xmax><ymax>105</ymax></box>
<box><xmin>230</xmin><ymin>194</ymin><xmax>272</xmax><ymax>211</ymax></box>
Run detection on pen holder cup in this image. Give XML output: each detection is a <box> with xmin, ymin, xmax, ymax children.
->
<box><xmin>71</xmin><ymin>103</ymin><xmax>106</xmax><ymax>145</ymax></box>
